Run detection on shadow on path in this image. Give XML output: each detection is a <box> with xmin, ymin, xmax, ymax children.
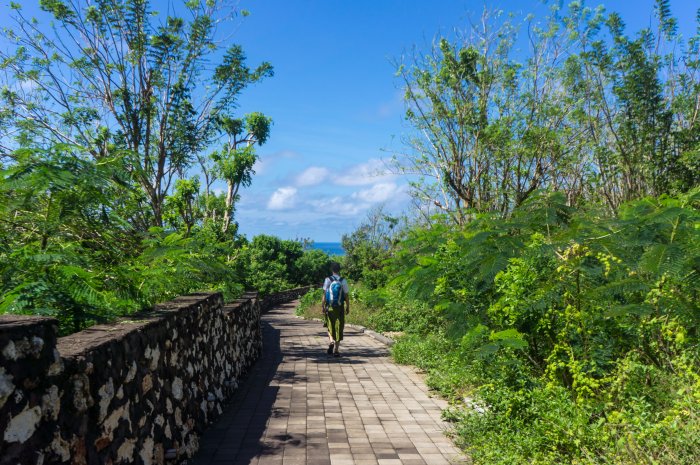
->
<box><xmin>281</xmin><ymin>342</ymin><xmax>388</xmax><ymax>365</ymax></box>
<box><xmin>192</xmin><ymin>317</ymin><xmax>283</xmax><ymax>464</ymax></box>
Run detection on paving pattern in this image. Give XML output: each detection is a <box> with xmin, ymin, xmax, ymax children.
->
<box><xmin>191</xmin><ymin>301</ymin><xmax>467</xmax><ymax>465</ymax></box>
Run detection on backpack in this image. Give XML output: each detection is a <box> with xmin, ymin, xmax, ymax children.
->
<box><xmin>326</xmin><ymin>275</ymin><xmax>345</xmax><ymax>307</ymax></box>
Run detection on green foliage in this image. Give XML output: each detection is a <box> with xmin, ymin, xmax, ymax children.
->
<box><xmin>0</xmin><ymin>0</ymin><xmax>272</xmax><ymax>228</ymax></box>
<box><xmin>295</xmin><ymin>249</ymin><xmax>332</xmax><ymax>285</ymax></box>
<box><xmin>0</xmin><ymin>140</ymin><xmax>330</xmax><ymax>333</ymax></box>
<box><xmin>241</xmin><ymin>235</ymin><xmax>299</xmax><ymax>294</ymax></box>
<box><xmin>364</xmin><ymin>287</ymin><xmax>442</xmax><ymax>335</ymax></box>
<box><xmin>164</xmin><ymin>178</ymin><xmax>202</xmax><ymax>236</ymax></box>
<box><xmin>296</xmin><ymin>288</ymin><xmax>324</xmax><ymax>317</ymax></box>
<box><xmin>241</xmin><ymin>235</ymin><xmax>332</xmax><ymax>296</ymax></box>
<box><xmin>126</xmin><ymin>227</ymin><xmax>244</xmax><ymax>306</ymax></box>
<box><xmin>205</xmin><ymin>112</ymin><xmax>272</xmax><ymax>233</ymax></box>
<box><xmin>395</xmin><ymin>0</ymin><xmax>700</xmax><ymax>221</ymax></box>
<box><xmin>361</xmin><ymin>188</ymin><xmax>700</xmax><ymax>464</ymax></box>
<box><xmin>392</xmin><ymin>332</ymin><xmax>473</xmax><ymax>397</ymax></box>
<box><xmin>341</xmin><ymin>206</ymin><xmax>400</xmax><ymax>288</ymax></box>
<box><xmin>0</xmin><ymin>146</ymin><xmax>139</xmax><ymax>332</ymax></box>
<box><xmin>0</xmin><ymin>1</ymin><xmax>292</xmax><ymax>335</ymax></box>
<box><xmin>0</xmin><ymin>149</ymin><xmax>249</xmax><ymax>334</ymax></box>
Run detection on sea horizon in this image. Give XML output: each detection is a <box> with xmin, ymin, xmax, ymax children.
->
<box><xmin>308</xmin><ymin>241</ymin><xmax>345</xmax><ymax>256</ymax></box>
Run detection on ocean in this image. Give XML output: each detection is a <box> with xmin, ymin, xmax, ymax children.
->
<box><xmin>309</xmin><ymin>242</ymin><xmax>345</xmax><ymax>256</ymax></box>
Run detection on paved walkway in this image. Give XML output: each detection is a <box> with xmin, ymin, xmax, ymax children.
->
<box><xmin>192</xmin><ymin>301</ymin><xmax>467</xmax><ymax>465</ymax></box>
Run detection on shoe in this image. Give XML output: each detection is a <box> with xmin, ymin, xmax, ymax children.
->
<box><xmin>327</xmin><ymin>342</ymin><xmax>334</xmax><ymax>355</ymax></box>
<box><xmin>333</xmin><ymin>350</ymin><xmax>340</xmax><ymax>357</ymax></box>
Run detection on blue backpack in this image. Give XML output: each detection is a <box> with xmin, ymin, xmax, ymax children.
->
<box><xmin>326</xmin><ymin>276</ymin><xmax>345</xmax><ymax>307</ymax></box>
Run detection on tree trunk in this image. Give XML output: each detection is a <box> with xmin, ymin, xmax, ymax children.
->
<box><xmin>222</xmin><ymin>181</ymin><xmax>234</xmax><ymax>233</ymax></box>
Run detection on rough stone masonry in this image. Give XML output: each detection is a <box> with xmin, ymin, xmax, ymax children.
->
<box><xmin>0</xmin><ymin>290</ymin><xmax>281</xmax><ymax>465</ymax></box>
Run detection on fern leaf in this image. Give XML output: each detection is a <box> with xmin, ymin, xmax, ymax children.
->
<box><xmin>638</xmin><ymin>243</ymin><xmax>683</xmax><ymax>275</ymax></box>
<box><xmin>604</xmin><ymin>303</ymin><xmax>655</xmax><ymax>318</ymax></box>
<box><xmin>591</xmin><ymin>278</ymin><xmax>650</xmax><ymax>300</ymax></box>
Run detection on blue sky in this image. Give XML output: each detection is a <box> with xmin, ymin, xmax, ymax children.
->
<box><xmin>1</xmin><ymin>1</ymin><xmax>698</xmax><ymax>242</ymax></box>
<box><xmin>230</xmin><ymin>1</ymin><xmax>479</xmax><ymax>241</ymax></box>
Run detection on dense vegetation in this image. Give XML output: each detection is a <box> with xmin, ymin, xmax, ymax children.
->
<box><xmin>393</xmin><ymin>1</ymin><xmax>699</xmax><ymax>219</ymax></box>
<box><xmin>374</xmin><ymin>191</ymin><xmax>699</xmax><ymax>464</ymax></box>
<box><xmin>0</xmin><ymin>148</ymin><xmax>329</xmax><ymax>332</ymax></box>
<box><xmin>0</xmin><ymin>0</ymin><xmax>329</xmax><ymax>333</ymax></box>
<box><xmin>300</xmin><ymin>1</ymin><xmax>700</xmax><ymax>463</ymax></box>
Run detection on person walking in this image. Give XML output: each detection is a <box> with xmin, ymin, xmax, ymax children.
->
<box><xmin>322</xmin><ymin>262</ymin><xmax>350</xmax><ymax>357</ymax></box>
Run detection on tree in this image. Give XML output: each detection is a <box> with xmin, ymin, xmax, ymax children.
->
<box><xmin>294</xmin><ymin>249</ymin><xmax>331</xmax><ymax>286</ymax></box>
<box><xmin>205</xmin><ymin>112</ymin><xmax>272</xmax><ymax>233</ymax></box>
<box><xmin>342</xmin><ymin>205</ymin><xmax>400</xmax><ymax>288</ymax></box>
<box><xmin>163</xmin><ymin>177</ymin><xmax>201</xmax><ymax>236</ymax></box>
<box><xmin>394</xmin><ymin>2</ymin><xmax>700</xmax><ymax>221</ymax></box>
<box><xmin>0</xmin><ymin>143</ymin><xmax>245</xmax><ymax>333</ymax></box>
<box><xmin>242</xmin><ymin>235</ymin><xmax>303</xmax><ymax>295</ymax></box>
<box><xmin>394</xmin><ymin>8</ymin><xmax>587</xmax><ymax>223</ymax></box>
<box><xmin>0</xmin><ymin>0</ymin><xmax>272</xmax><ymax>227</ymax></box>
<box><xmin>558</xmin><ymin>0</ymin><xmax>700</xmax><ymax>209</ymax></box>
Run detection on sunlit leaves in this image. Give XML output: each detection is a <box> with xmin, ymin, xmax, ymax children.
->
<box><xmin>39</xmin><ymin>0</ymin><xmax>76</xmax><ymax>21</ymax></box>
<box><xmin>378</xmin><ymin>187</ymin><xmax>699</xmax><ymax>462</ymax></box>
<box><xmin>204</xmin><ymin>111</ymin><xmax>271</xmax><ymax>233</ymax></box>
<box><xmin>1</xmin><ymin>0</ymin><xmax>273</xmax><ymax>229</ymax></box>
<box><xmin>0</xmin><ymin>145</ymin><xmax>138</xmax><ymax>332</ymax></box>
<box><xmin>245</xmin><ymin>112</ymin><xmax>272</xmax><ymax>145</ymax></box>
<box><xmin>398</xmin><ymin>1</ymin><xmax>700</xmax><ymax>223</ymax></box>
<box><xmin>240</xmin><ymin>235</ymin><xmax>306</xmax><ymax>296</ymax></box>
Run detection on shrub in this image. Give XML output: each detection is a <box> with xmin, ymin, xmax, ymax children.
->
<box><xmin>359</xmin><ymin>190</ymin><xmax>700</xmax><ymax>464</ymax></box>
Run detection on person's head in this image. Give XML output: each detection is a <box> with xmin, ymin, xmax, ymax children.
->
<box><xmin>330</xmin><ymin>262</ymin><xmax>341</xmax><ymax>274</ymax></box>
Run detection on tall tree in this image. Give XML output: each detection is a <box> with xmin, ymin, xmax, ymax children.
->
<box><xmin>394</xmin><ymin>7</ymin><xmax>586</xmax><ymax>223</ymax></box>
<box><xmin>395</xmin><ymin>2</ymin><xmax>700</xmax><ymax>221</ymax></box>
<box><xmin>559</xmin><ymin>0</ymin><xmax>699</xmax><ymax>209</ymax></box>
<box><xmin>0</xmin><ymin>0</ymin><xmax>272</xmax><ymax>227</ymax></box>
<box><xmin>207</xmin><ymin>112</ymin><xmax>271</xmax><ymax>234</ymax></box>
<box><xmin>163</xmin><ymin>177</ymin><xmax>201</xmax><ymax>236</ymax></box>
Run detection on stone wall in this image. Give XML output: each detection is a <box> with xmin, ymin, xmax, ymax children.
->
<box><xmin>260</xmin><ymin>285</ymin><xmax>314</xmax><ymax>312</ymax></box>
<box><xmin>0</xmin><ymin>291</ymin><xmax>265</xmax><ymax>465</ymax></box>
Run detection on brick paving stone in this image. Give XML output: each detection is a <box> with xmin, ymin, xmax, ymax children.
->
<box><xmin>191</xmin><ymin>300</ymin><xmax>468</xmax><ymax>465</ymax></box>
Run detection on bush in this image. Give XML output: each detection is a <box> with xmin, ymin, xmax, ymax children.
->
<box><xmin>365</xmin><ymin>289</ymin><xmax>442</xmax><ymax>335</ymax></box>
<box><xmin>241</xmin><ymin>235</ymin><xmax>331</xmax><ymax>295</ymax></box>
<box><xmin>295</xmin><ymin>249</ymin><xmax>331</xmax><ymax>285</ymax></box>
<box><xmin>296</xmin><ymin>288</ymin><xmax>324</xmax><ymax>317</ymax></box>
<box><xmin>357</xmin><ymin>190</ymin><xmax>700</xmax><ymax>464</ymax></box>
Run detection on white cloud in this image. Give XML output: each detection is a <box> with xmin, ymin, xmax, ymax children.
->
<box><xmin>351</xmin><ymin>182</ymin><xmax>398</xmax><ymax>203</ymax></box>
<box><xmin>334</xmin><ymin>159</ymin><xmax>395</xmax><ymax>186</ymax></box>
<box><xmin>295</xmin><ymin>166</ymin><xmax>329</xmax><ymax>187</ymax></box>
<box><xmin>309</xmin><ymin>196</ymin><xmax>367</xmax><ymax>217</ymax></box>
<box><xmin>267</xmin><ymin>187</ymin><xmax>298</xmax><ymax>210</ymax></box>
